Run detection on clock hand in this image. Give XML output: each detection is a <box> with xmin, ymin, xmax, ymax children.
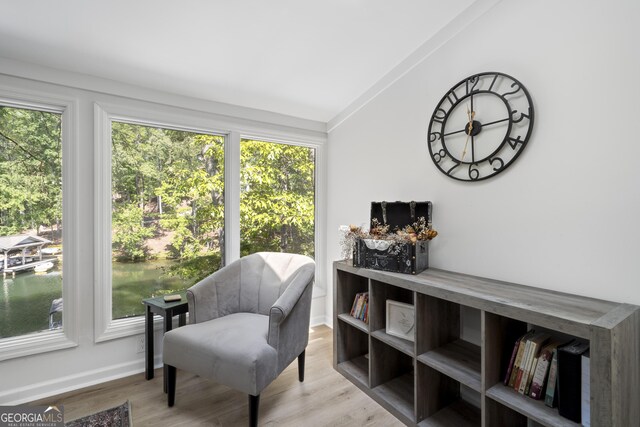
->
<box><xmin>461</xmin><ymin>111</ymin><xmax>475</xmax><ymax>161</ymax></box>
<box><xmin>445</xmin><ymin>115</ymin><xmax>507</xmax><ymax>136</ymax></box>
<box><xmin>481</xmin><ymin>117</ymin><xmax>509</xmax><ymax>127</ymax></box>
<box><xmin>461</xmin><ymin>133</ymin><xmax>470</xmax><ymax>161</ymax></box>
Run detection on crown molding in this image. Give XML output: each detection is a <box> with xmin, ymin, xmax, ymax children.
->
<box><xmin>327</xmin><ymin>0</ymin><xmax>502</xmax><ymax>133</ymax></box>
<box><xmin>0</xmin><ymin>56</ymin><xmax>327</xmax><ymax>135</ymax></box>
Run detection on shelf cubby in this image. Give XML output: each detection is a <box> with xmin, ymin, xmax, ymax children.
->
<box><xmin>369</xmin><ymin>279</ymin><xmax>414</xmax><ymax>333</ymax></box>
<box><xmin>417</xmin><ymin>339</ymin><xmax>481</xmax><ymax>392</ymax></box>
<box><xmin>417</xmin><ymin>398</ymin><xmax>480</xmax><ymax>427</ymax></box>
<box><xmin>416</xmin><ymin>362</ymin><xmax>480</xmax><ymax>426</ymax></box>
<box><xmin>370</xmin><ymin>337</ymin><xmax>415</xmax><ymax>424</ymax></box>
<box><xmin>335</xmin><ymin>269</ymin><xmax>369</xmax><ymax>318</ymax></box>
<box><xmin>333</xmin><ymin>261</ymin><xmax>640</xmax><ymax>426</ymax></box>
<box><xmin>416</xmin><ymin>294</ymin><xmax>481</xmax><ymax>392</ymax></box>
<box><xmin>335</xmin><ymin>320</ymin><xmax>369</xmax><ymax>388</ymax></box>
<box><xmin>483</xmin><ymin>312</ymin><xmax>587</xmax><ymax>427</ymax></box>
<box><xmin>486</xmin><ymin>384</ymin><xmax>580</xmax><ymax>427</ymax></box>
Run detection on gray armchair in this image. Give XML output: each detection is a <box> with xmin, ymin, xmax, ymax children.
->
<box><xmin>163</xmin><ymin>252</ymin><xmax>315</xmax><ymax>426</ymax></box>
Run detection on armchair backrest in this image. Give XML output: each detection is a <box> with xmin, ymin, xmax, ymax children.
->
<box><xmin>187</xmin><ymin>252</ymin><xmax>315</xmax><ymax>323</ymax></box>
<box><xmin>238</xmin><ymin>252</ymin><xmax>314</xmax><ymax>315</ymax></box>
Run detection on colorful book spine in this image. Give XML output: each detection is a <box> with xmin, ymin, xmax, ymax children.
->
<box><xmin>545</xmin><ymin>348</ymin><xmax>560</xmax><ymax>407</ymax></box>
<box><xmin>350</xmin><ymin>293</ymin><xmax>361</xmax><ymax>316</ymax></box>
<box><xmin>508</xmin><ymin>330</ymin><xmax>534</xmax><ymax>388</ymax></box>
<box><xmin>530</xmin><ymin>343</ymin><xmax>557</xmax><ymax>400</ymax></box>
<box><xmin>524</xmin><ymin>357</ymin><xmax>538</xmax><ymax>395</ymax></box>
<box><xmin>350</xmin><ymin>292</ymin><xmax>369</xmax><ymax>323</ymax></box>
<box><xmin>518</xmin><ymin>333</ymin><xmax>550</xmax><ymax>394</ymax></box>
<box><xmin>514</xmin><ymin>339</ymin><xmax>532</xmax><ymax>391</ymax></box>
<box><xmin>503</xmin><ymin>335</ymin><xmax>524</xmax><ymax>385</ymax></box>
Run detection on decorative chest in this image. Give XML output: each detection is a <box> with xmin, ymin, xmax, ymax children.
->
<box><xmin>352</xmin><ymin>201</ymin><xmax>433</xmax><ymax>275</ymax></box>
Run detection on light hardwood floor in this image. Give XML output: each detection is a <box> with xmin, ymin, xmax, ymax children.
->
<box><xmin>32</xmin><ymin>325</ymin><xmax>402</xmax><ymax>426</ymax></box>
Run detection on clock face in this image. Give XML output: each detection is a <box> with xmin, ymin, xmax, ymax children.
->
<box><xmin>427</xmin><ymin>72</ymin><xmax>534</xmax><ymax>181</ymax></box>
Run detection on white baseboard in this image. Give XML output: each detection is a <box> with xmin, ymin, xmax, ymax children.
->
<box><xmin>1</xmin><ymin>356</ymin><xmax>159</xmax><ymax>405</ymax></box>
<box><xmin>310</xmin><ymin>314</ymin><xmax>330</xmax><ymax>328</ymax></box>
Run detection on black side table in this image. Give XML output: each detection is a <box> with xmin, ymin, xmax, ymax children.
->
<box><xmin>143</xmin><ymin>295</ymin><xmax>188</xmax><ymax>391</ymax></box>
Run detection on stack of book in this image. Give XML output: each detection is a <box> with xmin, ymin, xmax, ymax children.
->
<box><xmin>349</xmin><ymin>292</ymin><xmax>369</xmax><ymax>323</ymax></box>
<box><xmin>503</xmin><ymin>331</ymin><xmax>590</xmax><ymax>422</ymax></box>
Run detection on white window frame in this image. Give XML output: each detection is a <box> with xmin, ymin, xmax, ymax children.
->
<box><xmin>0</xmin><ymin>88</ymin><xmax>79</xmax><ymax>361</ymax></box>
<box><xmin>238</xmin><ymin>133</ymin><xmax>326</xmax><ymax>298</ymax></box>
<box><xmin>94</xmin><ymin>102</ymin><xmax>326</xmax><ymax>342</ymax></box>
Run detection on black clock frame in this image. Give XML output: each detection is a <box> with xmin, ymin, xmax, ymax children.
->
<box><xmin>427</xmin><ymin>72</ymin><xmax>534</xmax><ymax>181</ymax></box>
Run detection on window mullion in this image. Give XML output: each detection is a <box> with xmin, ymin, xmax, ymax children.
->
<box><xmin>225</xmin><ymin>131</ymin><xmax>241</xmax><ymax>265</ymax></box>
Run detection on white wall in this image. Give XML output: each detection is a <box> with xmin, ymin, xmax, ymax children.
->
<box><xmin>326</xmin><ymin>0</ymin><xmax>640</xmax><ymax>322</ymax></box>
<box><xmin>0</xmin><ymin>65</ymin><xmax>327</xmax><ymax>404</ymax></box>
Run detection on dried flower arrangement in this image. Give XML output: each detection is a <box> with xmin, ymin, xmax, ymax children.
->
<box><xmin>339</xmin><ymin>217</ymin><xmax>437</xmax><ymax>259</ymax></box>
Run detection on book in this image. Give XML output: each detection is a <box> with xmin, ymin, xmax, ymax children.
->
<box><xmin>515</xmin><ymin>336</ymin><xmax>535</xmax><ymax>391</ymax></box>
<box><xmin>508</xmin><ymin>330</ymin><xmax>535</xmax><ymax>388</ymax></box>
<box><xmin>503</xmin><ymin>332</ymin><xmax>526</xmax><ymax>385</ymax></box>
<box><xmin>351</xmin><ymin>293</ymin><xmax>365</xmax><ymax>318</ymax></box>
<box><xmin>524</xmin><ymin>357</ymin><xmax>538</xmax><ymax>395</ymax></box>
<box><xmin>557</xmin><ymin>339</ymin><xmax>590</xmax><ymax>423</ymax></box>
<box><xmin>545</xmin><ymin>346</ymin><xmax>562</xmax><ymax>407</ymax></box>
<box><xmin>518</xmin><ymin>332</ymin><xmax>550</xmax><ymax>394</ymax></box>
<box><xmin>358</xmin><ymin>293</ymin><xmax>369</xmax><ymax>322</ymax></box>
<box><xmin>350</xmin><ymin>293</ymin><xmax>360</xmax><ymax>316</ymax></box>
<box><xmin>529</xmin><ymin>341</ymin><xmax>560</xmax><ymax>399</ymax></box>
<box><xmin>581</xmin><ymin>350</ymin><xmax>591</xmax><ymax>427</ymax></box>
<box><xmin>350</xmin><ymin>292</ymin><xmax>369</xmax><ymax>323</ymax></box>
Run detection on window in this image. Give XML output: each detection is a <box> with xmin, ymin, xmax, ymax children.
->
<box><xmin>0</xmin><ymin>93</ymin><xmax>77</xmax><ymax>360</ymax></box>
<box><xmin>0</xmin><ymin>105</ymin><xmax>63</xmax><ymax>338</ymax></box>
<box><xmin>240</xmin><ymin>139</ymin><xmax>315</xmax><ymax>258</ymax></box>
<box><xmin>110</xmin><ymin>121</ymin><xmax>225</xmax><ymax>320</ymax></box>
<box><xmin>95</xmin><ymin>103</ymin><xmax>326</xmax><ymax>341</ymax></box>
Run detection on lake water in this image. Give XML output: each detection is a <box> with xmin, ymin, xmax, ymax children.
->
<box><xmin>0</xmin><ymin>259</ymin><xmax>193</xmax><ymax>339</ymax></box>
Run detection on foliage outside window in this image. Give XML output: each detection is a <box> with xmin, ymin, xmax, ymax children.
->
<box><xmin>111</xmin><ymin>122</ymin><xmax>225</xmax><ymax>319</ymax></box>
<box><xmin>0</xmin><ymin>105</ymin><xmax>63</xmax><ymax>339</ymax></box>
<box><xmin>240</xmin><ymin>139</ymin><xmax>315</xmax><ymax>258</ymax></box>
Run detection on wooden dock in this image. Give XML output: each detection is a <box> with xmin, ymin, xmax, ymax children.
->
<box><xmin>3</xmin><ymin>258</ymin><xmax>57</xmax><ymax>277</ymax></box>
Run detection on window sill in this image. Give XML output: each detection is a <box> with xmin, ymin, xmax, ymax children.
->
<box><xmin>0</xmin><ymin>329</ymin><xmax>77</xmax><ymax>362</ymax></box>
<box><xmin>95</xmin><ymin>316</ymin><xmax>146</xmax><ymax>343</ymax></box>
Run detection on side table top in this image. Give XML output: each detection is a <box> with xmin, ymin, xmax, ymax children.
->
<box><xmin>142</xmin><ymin>294</ymin><xmax>187</xmax><ymax>310</ymax></box>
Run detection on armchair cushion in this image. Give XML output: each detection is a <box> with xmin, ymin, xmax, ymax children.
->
<box><xmin>164</xmin><ymin>312</ymin><xmax>277</xmax><ymax>396</ymax></box>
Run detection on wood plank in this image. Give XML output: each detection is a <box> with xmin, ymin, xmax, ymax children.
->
<box><xmin>337</xmin><ymin>355</ymin><xmax>369</xmax><ymax>388</ymax></box>
<box><xmin>417</xmin><ymin>339</ymin><xmax>481</xmax><ymax>392</ymax></box>
<box><xmin>372</xmin><ymin>372</ymin><xmax>415</xmax><ymax>423</ymax></box>
<box><xmin>486</xmin><ymin>384</ymin><xmax>580</xmax><ymax>427</ymax></box>
<box><xmin>337</xmin><ymin>313</ymin><xmax>369</xmax><ymax>333</ymax></box>
<box><xmin>418</xmin><ymin>399</ymin><xmax>480</xmax><ymax>427</ymax></box>
<box><xmin>371</xmin><ymin>329</ymin><xmax>414</xmax><ymax>356</ymax></box>
<box><xmin>336</xmin><ymin>261</ymin><xmax>621</xmax><ymax>338</ymax></box>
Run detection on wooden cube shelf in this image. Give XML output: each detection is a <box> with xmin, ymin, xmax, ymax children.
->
<box><xmin>333</xmin><ymin>260</ymin><xmax>640</xmax><ymax>427</ymax></box>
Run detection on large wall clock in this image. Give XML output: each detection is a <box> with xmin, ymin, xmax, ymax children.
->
<box><xmin>427</xmin><ymin>72</ymin><xmax>534</xmax><ymax>181</ymax></box>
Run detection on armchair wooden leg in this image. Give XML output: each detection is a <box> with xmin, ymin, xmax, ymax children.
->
<box><xmin>167</xmin><ymin>365</ymin><xmax>176</xmax><ymax>407</ymax></box>
<box><xmin>249</xmin><ymin>394</ymin><xmax>260</xmax><ymax>427</ymax></box>
<box><xmin>298</xmin><ymin>349</ymin><xmax>306</xmax><ymax>382</ymax></box>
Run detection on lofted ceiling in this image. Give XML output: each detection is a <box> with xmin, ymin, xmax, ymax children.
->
<box><xmin>0</xmin><ymin>0</ymin><xmax>476</xmax><ymax>123</ymax></box>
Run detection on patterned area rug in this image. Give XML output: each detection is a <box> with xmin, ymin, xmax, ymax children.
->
<box><xmin>66</xmin><ymin>401</ymin><xmax>132</xmax><ymax>427</ymax></box>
